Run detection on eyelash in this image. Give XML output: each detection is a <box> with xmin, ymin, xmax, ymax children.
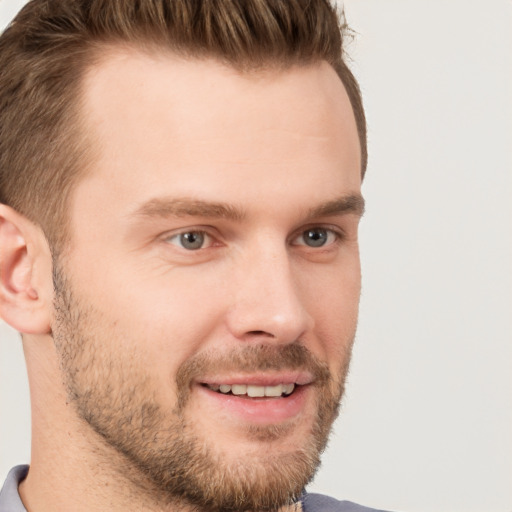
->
<box><xmin>290</xmin><ymin>226</ymin><xmax>343</xmax><ymax>249</ymax></box>
<box><xmin>161</xmin><ymin>225</ymin><xmax>344</xmax><ymax>252</ymax></box>
<box><xmin>163</xmin><ymin>230</ymin><xmax>215</xmax><ymax>251</ymax></box>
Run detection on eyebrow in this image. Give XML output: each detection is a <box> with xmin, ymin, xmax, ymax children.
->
<box><xmin>307</xmin><ymin>194</ymin><xmax>365</xmax><ymax>219</ymax></box>
<box><xmin>133</xmin><ymin>197</ymin><xmax>246</xmax><ymax>221</ymax></box>
<box><xmin>131</xmin><ymin>194</ymin><xmax>365</xmax><ymax>222</ymax></box>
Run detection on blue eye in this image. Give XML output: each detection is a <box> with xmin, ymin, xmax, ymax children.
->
<box><xmin>294</xmin><ymin>228</ymin><xmax>338</xmax><ymax>248</ymax></box>
<box><xmin>167</xmin><ymin>231</ymin><xmax>209</xmax><ymax>250</ymax></box>
<box><xmin>303</xmin><ymin>228</ymin><xmax>328</xmax><ymax>247</ymax></box>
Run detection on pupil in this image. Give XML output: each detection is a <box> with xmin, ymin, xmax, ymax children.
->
<box><xmin>180</xmin><ymin>232</ymin><xmax>204</xmax><ymax>250</ymax></box>
<box><xmin>305</xmin><ymin>229</ymin><xmax>327</xmax><ymax>247</ymax></box>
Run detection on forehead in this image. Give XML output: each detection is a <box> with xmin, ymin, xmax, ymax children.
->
<box><xmin>82</xmin><ymin>48</ymin><xmax>356</xmax><ymax>130</ymax></box>
<box><xmin>74</xmin><ymin>49</ymin><xmax>361</xmax><ymax>222</ymax></box>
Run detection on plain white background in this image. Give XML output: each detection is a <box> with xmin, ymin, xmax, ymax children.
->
<box><xmin>1</xmin><ymin>1</ymin><xmax>511</xmax><ymax>511</ymax></box>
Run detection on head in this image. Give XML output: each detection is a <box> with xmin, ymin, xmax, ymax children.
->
<box><xmin>0</xmin><ymin>0</ymin><xmax>366</xmax><ymax>253</ymax></box>
<box><xmin>0</xmin><ymin>1</ymin><xmax>366</xmax><ymax>511</ymax></box>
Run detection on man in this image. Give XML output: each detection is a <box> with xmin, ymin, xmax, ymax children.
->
<box><xmin>0</xmin><ymin>1</ymin><xmax>384</xmax><ymax>511</ymax></box>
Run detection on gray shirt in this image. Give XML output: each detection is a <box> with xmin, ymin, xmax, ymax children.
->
<box><xmin>0</xmin><ymin>467</ymin><xmax>27</xmax><ymax>512</ymax></box>
<box><xmin>0</xmin><ymin>465</ymin><xmax>391</xmax><ymax>512</ymax></box>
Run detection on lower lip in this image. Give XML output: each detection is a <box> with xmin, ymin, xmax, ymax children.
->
<box><xmin>196</xmin><ymin>385</ymin><xmax>310</xmax><ymax>425</ymax></box>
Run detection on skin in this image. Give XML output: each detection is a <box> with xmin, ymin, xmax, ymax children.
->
<box><xmin>0</xmin><ymin>49</ymin><xmax>363</xmax><ymax>511</ymax></box>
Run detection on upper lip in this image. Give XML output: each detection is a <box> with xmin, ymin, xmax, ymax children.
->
<box><xmin>197</xmin><ymin>371</ymin><xmax>314</xmax><ymax>387</ymax></box>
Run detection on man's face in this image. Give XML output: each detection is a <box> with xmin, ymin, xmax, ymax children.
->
<box><xmin>52</xmin><ymin>50</ymin><xmax>363</xmax><ymax>511</ymax></box>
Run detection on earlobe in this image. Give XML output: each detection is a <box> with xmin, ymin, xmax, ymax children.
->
<box><xmin>0</xmin><ymin>204</ymin><xmax>52</xmax><ymax>334</ymax></box>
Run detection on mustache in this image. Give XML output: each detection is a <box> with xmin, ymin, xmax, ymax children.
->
<box><xmin>175</xmin><ymin>343</ymin><xmax>332</xmax><ymax>408</ymax></box>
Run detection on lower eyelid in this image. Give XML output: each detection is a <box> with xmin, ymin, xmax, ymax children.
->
<box><xmin>292</xmin><ymin>228</ymin><xmax>341</xmax><ymax>247</ymax></box>
<box><xmin>164</xmin><ymin>230</ymin><xmax>213</xmax><ymax>249</ymax></box>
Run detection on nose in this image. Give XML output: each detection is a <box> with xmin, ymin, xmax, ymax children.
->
<box><xmin>225</xmin><ymin>243</ymin><xmax>313</xmax><ymax>344</ymax></box>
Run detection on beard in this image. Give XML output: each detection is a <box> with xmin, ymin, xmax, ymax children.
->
<box><xmin>51</xmin><ymin>265</ymin><xmax>353</xmax><ymax>512</ymax></box>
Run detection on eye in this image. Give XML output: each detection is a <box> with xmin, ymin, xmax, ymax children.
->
<box><xmin>166</xmin><ymin>231</ymin><xmax>212</xmax><ymax>251</ymax></box>
<box><xmin>293</xmin><ymin>228</ymin><xmax>339</xmax><ymax>248</ymax></box>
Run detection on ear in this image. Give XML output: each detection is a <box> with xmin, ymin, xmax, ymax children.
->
<box><xmin>0</xmin><ymin>204</ymin><xmax>52</xmax><ymax>334</ymax></box>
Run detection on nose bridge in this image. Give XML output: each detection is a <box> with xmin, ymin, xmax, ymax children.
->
<box><xmin>226</xmin><ymin>238</ymin><xmax>312</xmax><ymax>343</ymax></box>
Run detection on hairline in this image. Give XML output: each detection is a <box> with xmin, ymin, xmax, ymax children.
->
<box><xmin>54</xmin><ymin>41</ymin><xmax>364</xmax><ymax>257</ymax></box>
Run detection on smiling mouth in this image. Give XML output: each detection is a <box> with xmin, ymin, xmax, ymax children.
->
<box><xmin>203</xmin><ymin>383</ymin><xmax>296</xmax><ymax>398</ymax></box>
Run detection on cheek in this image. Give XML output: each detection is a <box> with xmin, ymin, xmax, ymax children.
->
<box><xmin>302</xmin><ymin>257</ymin><xmax>361</xmax><ymax>357</ymax></box>
<box><xmin>105</xmin><ymin>272</ymin><xmax>228</xmax><ymax>372</ymax></box>
<box><xmin>302</xmin><ymin>249</ymin><xmax>361</xmax><ymax>307</ymax></box>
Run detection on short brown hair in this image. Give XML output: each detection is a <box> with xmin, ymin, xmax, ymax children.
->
<box><xmin>0</xmin><ymin>0</ymin><xmax>367</xmax><ymax>252</ymax></box>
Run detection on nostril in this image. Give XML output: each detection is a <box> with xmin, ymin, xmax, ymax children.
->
<box><xmin>247</xmin><ymin>330</ymin><xmax>275</xmax><ymax>337</ymax></box>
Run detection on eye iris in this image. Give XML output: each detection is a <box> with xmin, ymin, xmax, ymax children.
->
<box><xmin>180</xmin><ymin>232</ymin><xmax>204</xmax><ymax>250</ymax></box>
<box><xmin>304</xmin><ymin>228</ymin><xmax>328</xmax><ymax>247</ymax></box>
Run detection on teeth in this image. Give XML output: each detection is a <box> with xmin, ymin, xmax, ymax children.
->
<box><xmin>231</xmin><ymin>384</ymin><xmax>247</xmax><ymax>395</ymax></box>
<box><xmin>264</xmin><ymin>384</ymin><xmax>283</xmax><ymax>397</ymax></box>
<box><xmin>282</xmin><ymin>383</ymin><xmax>295</xmax><ymax>396</ymax></box>
<box><xmin>207</xmin><ymin>383</ymin><xmax>296</xmax><ymax>397</ymax></box>
<box><xmin>247</xmin><ymin>385</ymin><xmax>265</xmax><ymax>397</ymax></box>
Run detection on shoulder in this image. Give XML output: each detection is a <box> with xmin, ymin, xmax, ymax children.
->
<box><xmin>302</xmin><ymin>492</ymin><xmax>394</xmax><ymax>512</ymax></box>
<box><xmin>0</xmin><ymin>466</ymin><xmax>28</xmax><ymax>512</ymax></box>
